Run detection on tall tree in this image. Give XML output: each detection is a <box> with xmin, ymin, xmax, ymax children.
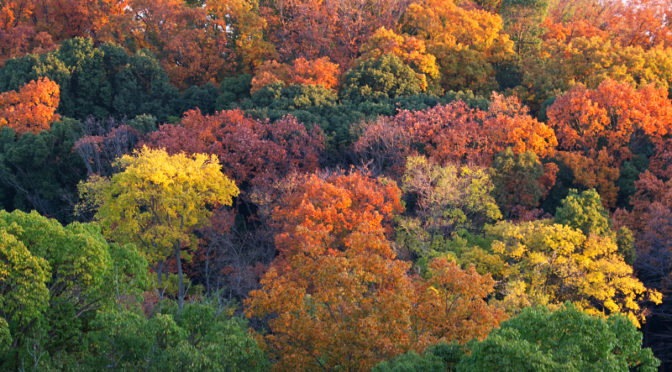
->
<box><xmin>78</xmin><ymin>146</ymin><xmax>239</xmax><ymax>310</ymax></box>
<box><xmin>245</xmin><ymin>170</ymin><xmax>503</xmax><ymax>370</ymax></box>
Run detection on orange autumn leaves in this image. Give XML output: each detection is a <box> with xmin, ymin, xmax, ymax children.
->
<box><xmin>246</xmin><ymin>171</ymin><xmax>504</xmax><ymax>371</ymax></box>
<box><xmin>0</xmin><ymin>0</ymin><xmax>126</xmax><ymax>63</ymax></box>
<box><xmin>250</xmin><ymin>57</ymin><xmax>341</xmax><ymax>93</ymax></box>
<box><xmin>548</xmin><ymin>79</ymin><xmax>672</xmax><ymax>206</ymax></box>
<box><xmin>0</xmin><ymin>77</ymin><xmax>60</xmax><ymax>135</ymax></box>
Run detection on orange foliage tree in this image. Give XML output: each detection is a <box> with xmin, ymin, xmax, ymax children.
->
<box><xmin>206</xmin><ymin>0</ymin><xmax>277</xmax><ymax>72</ymax></box>
<box><xmin>547</xmin><ymin>79</ymin><xmax>672</xmax><ymax>206</ymax></box>
<box><xmin>544</xmin><ymin>0</ymin><xmax>672</xmax><ymax>49</ymax></box>
<box><xmin>102</xmin><ymin>0</ymin><xmax>233</xmax><ymax>88</ymax></box>
<box><xmin>250</xmin><ymin>56</ymin><xmax>340</xmax><ymax>92</ymax></box>
<box><xmin>0</xmin><ymin>77</ymin><xmax>60</xmax><ymax>134</ymax></box>
<box><xmin>245</xmin><ymin>171</ymin><xmax>504</xmax><ymax>371</ymax></box>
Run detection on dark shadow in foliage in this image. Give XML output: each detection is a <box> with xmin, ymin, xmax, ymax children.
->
<box><xmin>0</xmin><ymin>119</ymin><xmax>85</xmax><ymax>223</ymax></box>
<box><xmin>0</xmin><ymin>38</ymin><xmax>180</xmax><ymax>122</ymax></box>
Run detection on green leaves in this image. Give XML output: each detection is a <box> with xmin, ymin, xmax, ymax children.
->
<box><xmin>0</xmin><ymin>38</ymin><xmax>180</xmax><ymax>122</ymax></box>
<box><xmin>340</xmin><ymin>55</ymin><xmax>424</xmax><ymax>103</ymax></box>
<box><xmin>0</xmin><ymin>209</ymin><xmax>148</xmax><ymax>369</ymax></box>
<box><xmin>457</xmin><ymin>304</ymin><xmax>660</xmax><ymax>372</ymax></box>
<box><xmin>555</xmin><ymin>188</ymin><xmax>610</xmax><ymax>236</ymax></box>
<box><xmin>0</xmin><ymin>223</ymin><xmax>50</xmax><ymax>332</ymax></box>
<box><xmin>85</xmin><ymin>303</ymin><xmax>268</xmax><ymax>371</ymax></box>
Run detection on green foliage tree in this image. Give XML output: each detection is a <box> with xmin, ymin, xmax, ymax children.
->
<box><xmin>457</xmin><ymin>304</ymin><xmax>660</xmax><ymax>372</ymax></box>
<box><xmin>0</xmin><ymin>38</ymin><xmax>180</xmax><ymax>121</ymax></box>
<box><xmin>373</xmin><ymin>343</ymin><xmax>468</xmax><ymax>372</ymax></box>
<box><xmin>78</xmin><ymin>146</ymin><xmax>239</xmax><ymax>310</ymax></box>
<box><xmin>490</xmin><ymin>149</ymin><xmax>546</xmax><ymax>217</ymax></box>
<box><xmin>0</xmin><ymin>209</ymin><xmax>147</xmax><ymax>370</ymax></box>
<box><xmin>0</xmin><ymin>118</ymin><xmax>85</xmax><ymax>222</ymax></box>
<box><xmin>85</xmin><ymin>301</ymin><xmax>268</xmax><ymax>371</ymax></box>
<box><xmin>340</xmin><ymin>54</ymin><xmax>424</xmax><ymax>103</ymax></box>
<box><xmin>555</xmin><ymin>188</ymin><xmax>610</xmax><ymax>236</ymax></box>
<box><xmin>396</xmin><ymin>156</ymin><xmax>501</xmax><ymax>261</ymax></box>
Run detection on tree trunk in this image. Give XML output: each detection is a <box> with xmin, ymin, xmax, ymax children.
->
<box><xmin>175</xmin><ymin>242</ymin><xmax>184</xmax><ymax>311</ymax></box>
<box><xmin>156</xmin><ymin>260</ymin><xmax>164</xmax><ymax>302</ymax></box>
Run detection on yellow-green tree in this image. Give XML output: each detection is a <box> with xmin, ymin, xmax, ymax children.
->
<box><xmin>78</xmin><ymin>146</ymin><xmax>239</xmax><ymax>310</ymax></box>
<box><xmin>486</xmin><ymin>219</ymin><xmax>661</xmax><ymax>327</ymax></box>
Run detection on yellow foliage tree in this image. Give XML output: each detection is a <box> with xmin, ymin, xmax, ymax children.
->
<box><xmin>486</xmin><ymin>219</ymin><xmax>661</xmax><ymax>327</ymax></box>
<box><xmin>359</xmin><ymin>27</ymin><xmax>440</xmax><ymax>92</ymax></box>
<box><xmin>400</xmin><ymin>0</ymin><xmax>514</xmax><ymax>93</ymax></box>
<box><xmin>78</xmin><ymin>146</ymin><xmax>239</xmax><ymax>309</ymax></box>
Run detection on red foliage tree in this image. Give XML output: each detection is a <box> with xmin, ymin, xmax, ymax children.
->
<box><xmin>262</xmin><ymin>0</ymin><xmax>410</xmax><ymax>66</ymax></box>
<box><xmin>144</xmin><ymin>109</ymin><xmax>323</xmax><ymax>192</ymax></box>
<box><xmin>354</xmin><ymin>93</ymin><xmax>557</xmax><ymax>176</ymax></box>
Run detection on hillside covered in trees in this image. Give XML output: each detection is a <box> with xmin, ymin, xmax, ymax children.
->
<box><xmin>1</xmin><ymin>0</ymin><xmax>672</xmax><ymax>370</ymax></box>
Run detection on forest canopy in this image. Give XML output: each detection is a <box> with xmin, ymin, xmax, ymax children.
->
<box><xmin>1</xmin><ymin>0</ymin><xmax>672</xmax><ymax>370</ymax></box>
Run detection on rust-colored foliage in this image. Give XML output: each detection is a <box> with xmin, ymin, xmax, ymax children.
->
<box><xmin>262</xmin><ymin>0</ymin><xmax>410</xmax><ymax>66</ymax></box>
<box><xmin>101</xmin><ymin>0</ymin><xmax>233</xmax><ymax>88</ymax></box>
<box><xmin>245</xmin><ymin>171</ymin><xmax>503</xmax><ymax>370</ymax></box>
<box><xmin>144</xmin><ymin>109</ymin><xmax>323</xmax><ymax>192</ymax></box>
<box><xmin>250</xmin><ymin>56</ymin><xmax>340</xmax><ymax>92</ymax></box>
<box><xmin>0</xmin><ymin>77</ymin><xmax>60</xmax><ymax>134</ymax></box>
<box><xmin>544</xmin><ymin>0</ymin><xmax>672</xmax><ymax>48</ymax></box>
<box><xmin>547</xmin><ymin>79</ymin><xmax>672</xmax><ymax>206</ymax></box>
<box><xmin>413</xmin><ymin>257</ymin><xmax>506</xmax><ymax>347</ymax></box>
<box><xmin>616</xmin><ymin>171</ymin><xmax>672</xmax><ymax>294</ymax></box>
<box><xmin>649</xmin><ymin>138</ymin><xmax>672</xmax><ymax>180</ymax></box>
<box><xmin>0</xmin><ymin>0</ymin><xmax>125</xmax><ymax>62</ymax></box>
<box><xmin>354</xmin><ymin>93</ymin><xmax>557</xmax><ymax>176</ymax></box>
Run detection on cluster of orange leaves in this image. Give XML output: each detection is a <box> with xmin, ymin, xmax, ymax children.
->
<box><xmin>250</xmin><ymin>57</ymin><xmax>340</xmax><ymax>92</ymax></box>
<box><xmin>246</xmin><ymin>171</ymin><xmax>504</xmax><ymax>371</ymax></box>
<box><xmin>544</xmin><ymin>0</ymin><xmax>672</xmax><ymax>48</ymax></box>
<box><xmin>547</xmin><ymin>79</ymin><xmax>672</xmax><ymax>206</ymax></box>
<box><xmin>0</xmin><ymin>0</ymin><xmax>126</xmax><ymax>63</ymax></box>
<box><xmin>0</xmin><ymin>77</ymin><xmax>60</xmax><ymax>135</ymax></box>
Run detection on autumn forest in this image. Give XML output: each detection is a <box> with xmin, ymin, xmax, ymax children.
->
<box><xmin>1</xmin><ymin>0</ymin><xmax>672</xmax><ymax>370</ymax></box>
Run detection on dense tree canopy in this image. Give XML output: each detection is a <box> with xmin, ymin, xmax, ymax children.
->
<box><xmin>1</xmin><ymin>0</ymin><xmax>672</xmax><ymax>369</ymax></box>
